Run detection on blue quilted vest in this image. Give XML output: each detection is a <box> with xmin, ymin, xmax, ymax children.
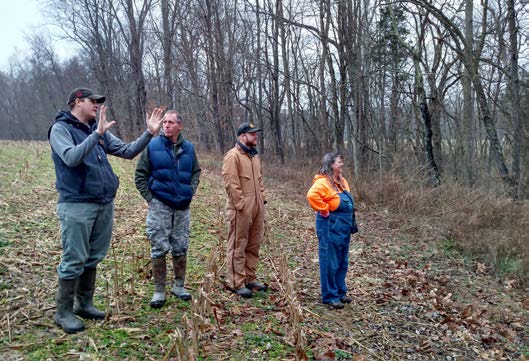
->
<box><xmin>148</xmin><ymin>136</ymin><xmax>194</xmax><ymax>210</ymax></box>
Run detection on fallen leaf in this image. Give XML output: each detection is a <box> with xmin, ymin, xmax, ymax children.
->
<box><xmin>522</xmin><ymin>298</ymin><xmax>529</xmax><ymax>310</ymax></box>
<box><xmin>476</xmin><ymin>262</ymin><xmax>488</xmax><ymax>274</ymax></box>
<box><xmin>505</xmin><ymin>279</ymin><xmax>517</xmax><ymax>289</ymax></box>
<box><xmin>461</xmin><ymin>305</ymin><xmax>473</xmax><ymax>319</ymax></box>
<box><xmin>316</xmin><ymin>350</ymin><xmax>336</xmax><ymax>361</ymax></box>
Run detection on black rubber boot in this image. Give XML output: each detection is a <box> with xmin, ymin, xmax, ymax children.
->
<box><xmin>74</xmin><ymin>268</ymin><xmax>106</xmax><ymax>320</ymax></box>
<box><xmin>171</xmin><ymin>255</ymin><xmax>191</xmax><ymax>301</ymax></box>
<box><xmin>246</xmin><ymin>281</ymin><xmax>268</xmax><ymax>292</ymax></box>
<box><xmin>54</xmin><ymin>278</ymin><xmax>85</xmax><ymax>334</ymax></box>
<box><xmin>234</xmin><ymin>286</ymin><xmax>253</xmax><ymax>299</ymax></box>
<box><xmin>150</xmin><ymin>257</ymin><xmax>167</xmax><ymax>308</ymax></box>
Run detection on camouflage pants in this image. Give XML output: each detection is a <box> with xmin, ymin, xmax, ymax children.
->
<box><xmin>146</xmin><ymin>198</ymin><xmax>190</xmax><ymax>259</ymax></box>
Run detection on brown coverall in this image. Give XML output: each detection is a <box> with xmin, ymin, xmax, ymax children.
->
<box><xmin>222</xmin><ymin>144</ymin><xmax>265</xmax><ymax>290</ymax></box>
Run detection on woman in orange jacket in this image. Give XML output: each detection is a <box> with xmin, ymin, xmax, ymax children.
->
<box><xmin>307</xmin><ymin>152</ymin><xmax>357</xmax><ymax>309</ymax></box>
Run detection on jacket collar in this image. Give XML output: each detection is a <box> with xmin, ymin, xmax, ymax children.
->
<box><xmin>236</xmin><ymin>141</ymin><xmax>258</xmax><ymax>157</ymax></box>
<box><xmin>161</xmin><ymin>133</ymin><xmax>183</xmax><ymax>146</ymax></box>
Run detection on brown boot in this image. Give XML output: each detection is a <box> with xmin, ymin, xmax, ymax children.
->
<box><xmin>150</xmin><ymin>257</ymin><xmax>166</xmax><ymax>308</ymax></box>
<box><xmin>171</xmin><ymin>255</ymin><xmax>191</xmax><ymax>301</ymax></box>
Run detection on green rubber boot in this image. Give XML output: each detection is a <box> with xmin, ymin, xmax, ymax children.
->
<box><xmin>54</xmin><ymin>278</ymin><xmax>85</xmax><ymax>334</ymax></box>
<box><xmin>74</xmin><ymin>268</ymin><xmax>106</xmax><ymax>320</ymax></box>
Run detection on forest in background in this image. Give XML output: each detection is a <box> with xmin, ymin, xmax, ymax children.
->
<box><xmin>0</xmin><ymin>0</ymin><xmax>528</xmax><ymax>198</ymax></box>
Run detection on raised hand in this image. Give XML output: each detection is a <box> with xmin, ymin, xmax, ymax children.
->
<box><xmin>146</xmin><ymin>107</ymin><xmax>166</xmax><ymax>135</ymax></box>
<box><xmin>96</xmin><ymin>105</ymin><xmax>116</xmax><ymax>135</ymax></box>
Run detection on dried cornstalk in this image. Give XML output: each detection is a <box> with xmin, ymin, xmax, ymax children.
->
<box><xmin>110</xmin><ymin>245</ymin><xmax>122</xmax><ymax>316</ymax></box>
<box><xmin>163</xmin><ymin>327</ymin><xmax>187</xmax><ymax>361</ymax></box>
<box><xmin>267</xmin><ymin>236</ymin><xmax>308</xmax><ymax>360</ymax></box>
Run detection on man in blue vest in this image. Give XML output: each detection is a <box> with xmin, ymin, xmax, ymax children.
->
<box><xmin>48</xmin><ymin>87</ymin><xmax>165</xmax><ymax>333</ymax></box>
<box><xmin>135</xmin><ymin>110</ymin><xmax>201</xmax><ymax>308</ymax></box>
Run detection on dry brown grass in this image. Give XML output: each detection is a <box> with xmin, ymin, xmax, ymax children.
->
<box><xmin>262</xmin><ymin>157</ymin><xmax>528</xmax><ymax>360</ymax></box>
<box><xmin>356</xmin><ymin>171</ymin><xmax>529</xmax><ymax>284</ymax></box>
<box><xmin>263</xmin><ymin>153</ymin><xmax>529</xmax><ymax>284</ymax></box>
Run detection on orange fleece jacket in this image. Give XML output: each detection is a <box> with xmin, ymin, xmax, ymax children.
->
<box><xmin>307</xmin><ymin>174</ymin><xmax>350</xmax><ymax>213</ymax></box>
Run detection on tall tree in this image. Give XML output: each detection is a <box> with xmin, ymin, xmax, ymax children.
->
<box><xmin>373</xmin><ymin>6</ymin><xmax>410</xmax><ymax>157</ymax></box>
<box><xmin>507</xmin><ymin>0</ymin><xmax>522</xmax><ymax>198</ymax></box>
<box><xmin>46</xmin><ymin>0</ymin><xmax>128</xmax><ymax>137</ymax></box>
<box><xmin>462</xmin><ymin>0</ymin><xmax>476</xmax><ymax>186</ymax></box>
<box><xmin>158</xmin><ymin>0</ymin><xmax>179</xmax><ymax>109</ymax></box>
<box><xmin>403</xmin><ymin>0</ymin><xmax>516</xmax><ymax>196</ymax></box>
<box><xmin>113</xmin><ymin>0</ymin><xmax>153</xmax><ymax>134</ymax></box>
<box><xmin>267</xmin><ymin>0</ymin><xmax>285</xmax><ymax>162</ymax></box>
<box><xmin>389</xmin><ymin>4</ymin><xmax>441</xmax><ymax>186</ymax></box>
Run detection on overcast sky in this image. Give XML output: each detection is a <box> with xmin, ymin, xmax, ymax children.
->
<box><xmin>0</xmin><ymin>0</ymin><xmax>68</xmax><ymax>71</ymax></box>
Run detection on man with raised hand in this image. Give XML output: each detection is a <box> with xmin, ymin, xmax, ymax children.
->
<box><xmin>48</xmin><ymin>87</ymin><xmax>164</xmax><ymax>333</ymax></box>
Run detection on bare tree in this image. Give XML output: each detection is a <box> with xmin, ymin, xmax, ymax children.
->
<box><xmin>112</xmin><ymin>0</ymin><xmax>154</xmax><ymax>134</ymax></box>
<box><xmin>1</xmin><ymin>0</ymin><xmax>527</xmax><ymax>201</ymax></box>
<box><xmin>388</xmin><ymin>4</ymin><xmax>441</xmax><ymax>186</ymax></box>
<box><xmin>402</xmin><ymin>0</ymin><xmax>516</xmax><ymax>196</ymax></box>
<box><xmin>269</xmin><ymin>0</ymin><xmax>285</xmax><ymax>162</ymax></box>
<box><xmin>507</xmin><ymin>0</ymin><xmax>522</xmax><ymax>198</ymax></box>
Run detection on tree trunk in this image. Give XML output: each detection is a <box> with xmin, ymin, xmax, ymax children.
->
<box><xmin>462</xmin><ymin>0</ymin><xmax>475</xmax><ymax>186</ymax></box>
<box><xmin>473</xmin><ymin>76</ymin><xmax>516</xmax><ymax>195</ymax></box>
<box><xmin>270</xmin><ymin>0</ymin><xmax>285</xmax><ymax>163</ymax></box>
<box><xmin>507</xmin><ymin>0</ymin><xmax>522</xmax><ymax>198</ymax></box>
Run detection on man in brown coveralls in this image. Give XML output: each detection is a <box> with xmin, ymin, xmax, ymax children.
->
<box><xmin>222</xmin><ymin>122</ymin><xmax>266</xmax><ymax>299</ymax></box>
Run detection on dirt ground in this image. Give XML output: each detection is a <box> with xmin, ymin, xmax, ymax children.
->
<box><xmin>0</xmin><ymin>143</ymin><xmax>527</xmax><ymax>360</ymax></box>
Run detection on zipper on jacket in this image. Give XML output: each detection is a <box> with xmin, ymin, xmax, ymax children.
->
<box><xmin>251</xmin><ymin>156</ymin><xmax>259</xmax><ymax>200</ymax></box>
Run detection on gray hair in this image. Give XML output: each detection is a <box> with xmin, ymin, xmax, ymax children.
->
<box><xmin>165</xmin><ymin>110</ymin><xmax>183</xmax><ymax>122</ymax></box>
<box><xmin>319</xmin><ymin>152</ymin><xmax>343</xmax><ymax>175</ymax></box>
<box><xmin>319</xmin><ymin>152</ymin><xmax>344</xmax><ymax>191</ymax></box>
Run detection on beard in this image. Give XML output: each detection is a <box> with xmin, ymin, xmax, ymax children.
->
<box><xmin>244</xmin><ymin>139</ymin><xmax>257</xmax><ymax>147</ymax></box>
<box><xmin>242</xmin><ymin>134</ymin><xmax>257</xmax><ymax>147</ymax></box>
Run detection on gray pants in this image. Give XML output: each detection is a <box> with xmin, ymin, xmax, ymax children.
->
<box><xmin>146</xmin><ymin>198</ymin><xmax>190</xmax><ymax>259</ymax></box>
<box><xmin>56</xmin><ymin>201</ymin><xmax>114</xmax><ymax>279</ymax></box>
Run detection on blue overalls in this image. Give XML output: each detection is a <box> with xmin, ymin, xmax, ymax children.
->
<box><xmin>315</xmin><ymin>190</ymin><xmax>354</xmax><ymax>304</ymax></box>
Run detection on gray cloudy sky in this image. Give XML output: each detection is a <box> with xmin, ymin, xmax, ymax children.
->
<box><xmin>0</xmin><ymin>0</ymin><xmax>45</xmax><ymax>70</ymax></box>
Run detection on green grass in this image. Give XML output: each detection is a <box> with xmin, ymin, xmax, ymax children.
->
<box><xmin>334</xmin><ymin>348</ymin><xmax>354</xmax><ymax>359</ymax></box>
<box><xmin>438</xmin><ymin>237</ymin><xmax>459</xmax><ymax>257</ymax></box>
<box><xmin>520</xmin><ymin>344</ymin><xmax>529</xmax><ymax>357</ymax></box>
<box><xmin>0</xmin><ymin>236</ymin><xmax>10</xmax><ymax>255</ymax></box>
<box><xmin>235</xmin><ymin>321</ymin><xmax>294</xmax><ymax>359</ymax></box>
<box><xmin>25</xmin><ymin>337</ymin><xmax>72</xmax><ymax>360</ymax></box>
<box><xmin>243</xmin><ymin>331</ymin><xmax>291</xmax><ymax>358</ymax></box>
<box><xmin>496</xmin><ymin>256</ymin><xmax>523</xmax><ymax>277</ymax></box>
<box><xmin>441</xmin><ymin>236</ymin><xmax>525</xmax><ymax>279</ymax></box>
<box><xmin>397</xmin><ymin>243</ymin><xmax>412</xmax><ymax>259</ymax></box>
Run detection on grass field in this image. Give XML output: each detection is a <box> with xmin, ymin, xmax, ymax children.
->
<box><xmin>0</xmin><ymin>141</ymin><xmax>527</xmax><ymax>360</ymax></box>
